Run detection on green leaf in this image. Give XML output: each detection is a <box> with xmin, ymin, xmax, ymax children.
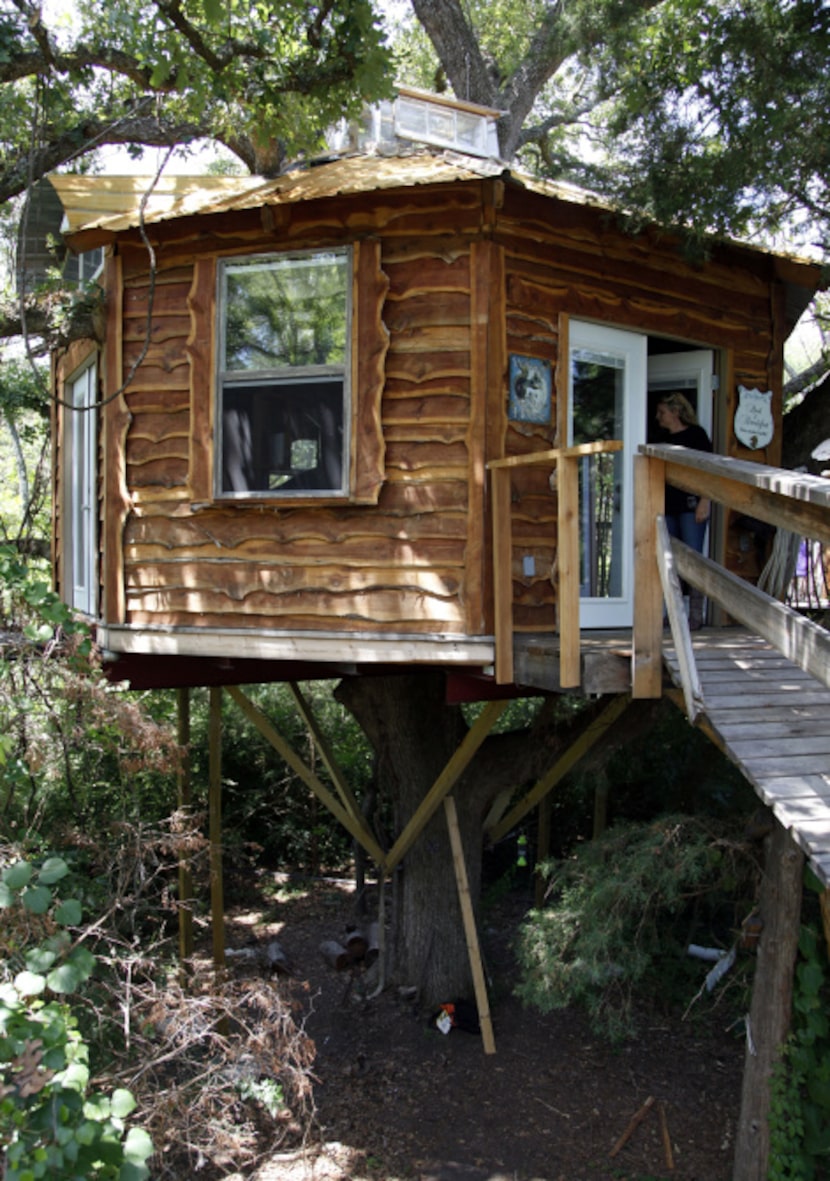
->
<box><xmin>84</xmin><ymin>1093</ymin><xmax>111</xmax><ymax>1120</ymax></box>
<box><xmin>123</xmin><ymin>1126</ymin><xmax>154</xmax><ymax>1163</ymax></box>
<box><xmin>13</xmin><ymin>970</ymin><xmax>46</xmax><ymax>997</ymax></box>
<box><xmin>119</xmin><ymin>1163</ymin><xmax>151</xmax><ymax>1181</ymax></box>
<box><xmin>67</xmin><ymin>946</ymin><xmax>96</xmax><ymax>983</ymax></box>
<box><xmin>0</xmin><ymin>881</ymin><xmax>14</xmax><ymax>907</ymax></box>
<box><xmin>61</xmin><ymin>1061</ymin><xmax>90</xmax><ymax>1092</ymax></box>
<box><xmin>55</xmin><ymin>898</ymin><xmax>82</xmax><ymax>925</ymax></box>
<box><xmin>22</xmin><ymin>885</ymin><xmax>51</xmax><ymax>915</ymax></box>
<box><xmin>3</xmin><ymin>861</ymin><xmax>34</xmax><ymax>890</ymax></box>
<box><xmin>111</xmin><ymin>1089</ymin><xmax>137</xmax><ymax>1118</ymax></box>
<box><xmin>37</xmin><ymin>857</ymin><xmax>70</xmax><ymax>886</ymax></box>
<box><xmin>25</xmin><ymin>947</ymin><xmax>58</xmax><ymax>973</ymax></box>
<box><xmin>46</xmin><ymin>962</ymin><xmax>83</xmax><ymax>993</ymax></box>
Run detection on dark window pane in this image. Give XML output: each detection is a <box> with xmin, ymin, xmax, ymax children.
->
<box><xmin>221</xmin><ymin>379</ymin><xmax>344</xmax><ymax>494</ymax></box>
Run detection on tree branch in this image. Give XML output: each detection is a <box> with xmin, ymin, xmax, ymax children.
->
<box><xmin>0</xmin><ymin>107</ymin><xmax>207</xmax><ymax>204</ymax></box>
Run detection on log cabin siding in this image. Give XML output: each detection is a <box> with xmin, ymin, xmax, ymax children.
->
<box><xmin>114</xmin><ymin>199</ymin><xmax>483</xmax><ymax>636</ymax></box>
<box><xmin>53</xmin><ymin>165</ymin><xmax>818</xmax><ymax>652</ymax></box>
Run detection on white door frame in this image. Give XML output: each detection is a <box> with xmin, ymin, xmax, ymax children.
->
<box><xmin>65</xmin><ymin>358</ymin><xmax>98</xmax><ymax>617</ymax></box>
<box><xmin>568</xmin><ymin>321</ymin><xmax>647</xmax><ymax>629</ymax></box>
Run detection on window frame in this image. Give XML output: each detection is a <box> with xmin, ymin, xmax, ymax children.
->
<box><xmin>214</xmin><ymin>246</ymin><xmax>353</xmax><ymax>502</ymax></box>
<box><xmin>62</xmin><ymin>354</ymin><xmax>98</xmax><ymax>617</ymax></box>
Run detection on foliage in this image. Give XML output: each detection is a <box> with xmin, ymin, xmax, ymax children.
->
<box><xmin>0</xmin><ymin>545</ymin><xmax>182</xmax><ymax>839</ymax></box>
<box><xmin>404</xmin><ymin>0</ymin><xmax>830</xmax><ymax>257</ymax></box>
<box><xmin>768</xmin><ymin>873</ymin><xmax>830</xmax><ymax>1181</ymax></box>
<box><xmin>0</xmin><ymin>853</ymin><xmax>153</xmax><ymax>1181</ymax></box>
<box><xmin>0</xmin><ymin>356</ymin><xmax>50</xmax><ymax>547</ymax></box>
<box><xmin>0</xmin><ymin>0</ymin><xmax>394</xmax><ymax>204</ymax></box>
<box><xmin>598</xmin><ymin>0</ymin><xmax>830</xmax><ymax>254</ymax></box>
<box><xmin>192</xmin><ymin>679</ymin><xmax>374</xmax><ymax>875</ymax></box>
<box><xmin>516</xmin><ymin>815</ymin><xmax>759</xmax><ymax>1042</ymax></box>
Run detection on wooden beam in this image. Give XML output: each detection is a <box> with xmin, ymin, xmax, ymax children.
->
<box><xmin>672</xmin><ymin>540</ymin><xmax>830</xmax><ymax>689</ymax></box>
<box><xmin>177</xmin><ymin>687</ymin><xmax>194</xmax><ymax>977</ymax></box>
<box><xmin>641</xmin><ymin>444</ymin><xmax>830</xmax><ymax>544</ymax></box>
<box><xmin>488</xmin><ymin>440</ymin><xmax>624</xmax><ymax>470</ymax></box>
<box><xmin>488</xmin><ymin>439</ymin><xmax>625</xmax><ymax>688</ymax></box>
<box><xmin>487</xmin><ymin>694</ymin><xmax>631</xmax><ymax>843</ymax></box>
<box><xmin>733</xmin><ymin>819</ymin><xmax>804</xmax><ymax>1181</ymax></box>
<box><xmin>444</xmin><ymin>794</ymin><xmax>496</xmax><ymax>1055</ymax></box>
<box><xmin>287</xmin><ymin>681</ymin><xmax>362</xmax><ymax>824</ymax></box>
<box><xmin>656</xmin><ymin>516</ymin><xmax>704</xmax><ymax>724</ymax></box>
<box><xmin>208</xmin><ymin>686</ymin><xmax>225</xmax><ymax>977</ymax></box>
<box><xmin>385</xmin><ymin>699</ymin><xmax>509</xmax><ymax>871</ymax></box>
<box><xmin>225</xmin><ymin>685</ymin><xmax>387</xmax><ymax>867</ymax></box>
<box><xmin>631</xmin><ymin>453</ymin><xmax>665</xmax><ymax>699</ymax></box>
<box><xmin>490</xmin><ymin>466</ymin><xmax>514</xmax><ymax>684</ymax></box>
<box><xmin>558</xmin><ymin>453</ymin><xmax>581</xmax><ymax>688</ymax></box>
<box><xmin>664</xmin><ymin>687</ymin><xmax>725</xmax><ymax>754</ymax></box>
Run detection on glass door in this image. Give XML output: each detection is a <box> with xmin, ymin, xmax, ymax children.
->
<box><xmin>568</xmin><ymin>322</ymin><xmax>646</xmax><ymax>628</ymax></box>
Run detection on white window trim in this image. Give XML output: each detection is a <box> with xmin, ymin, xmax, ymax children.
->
<box><xmin>64</xmin><ymin>357</ymin><xmax>98</xmax><ymax>617</ymax></box>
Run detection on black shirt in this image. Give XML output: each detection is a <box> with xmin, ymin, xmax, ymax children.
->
<box><xmin>662</xmin><ymin>423</ymin><xmax>713</xmax><ymax>515</ymax></box>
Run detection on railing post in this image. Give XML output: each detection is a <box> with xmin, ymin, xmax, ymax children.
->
<box><xmin>558</xmin><ymin>452</ymin><xmax>581</xmax><ymax>688</ymax></box>
<box><xmin>632</xmin><ymin>452</ymin><xmax>665</xmax><ymax>698</ymax></box>
<box><xmin>490</xmin><ymin>464</ymin><xmax>514</xmax><ymax>683</ymax></box>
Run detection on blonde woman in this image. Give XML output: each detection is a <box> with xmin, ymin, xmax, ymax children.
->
<box><xmin>655</xmin><ymin>392</ymin><xmax>712</xmax><ymax>629</ymax></box>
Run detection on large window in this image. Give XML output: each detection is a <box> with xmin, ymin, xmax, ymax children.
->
<box><xmin>216</xmin><ymin>248</ymin><xmax>351</xmax><ymax>498</ymax></box>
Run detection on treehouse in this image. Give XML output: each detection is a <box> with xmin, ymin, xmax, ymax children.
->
<box><xmin>46</xmin><ymin>89</ymin><xmax>822</xmax><ymax>700</ymax></box>
<box><xmin>43</xmin><ymin>96</ymin><xmax>830</xmax><ymax>1148</ymax></box>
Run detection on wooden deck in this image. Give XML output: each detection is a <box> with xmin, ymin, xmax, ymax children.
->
<box><xmin>663</xmin><ymin>628</ymin><xmax>830</xmax><ymax>888</ymax></box>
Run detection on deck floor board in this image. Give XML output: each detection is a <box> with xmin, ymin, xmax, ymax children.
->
<box><xmin>663</xmin><ymin>629</ymin><xmax>830</xmax><ymax>887</ymax></box>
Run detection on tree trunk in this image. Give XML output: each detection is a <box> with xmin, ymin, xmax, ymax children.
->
<box><xmin>336</xmin><ymin>671</ymin><xmax>477</xmax><ymax>1003</ymax></box>
<box><xmin>732</xmin><ymin>817</ymin><xmax>804</xmax><ymax>1181</ymax></box>
<box><xmin>335</xmin><ymin>674</ymin><xmax>637</xmax><ymax>1006</ymax></box>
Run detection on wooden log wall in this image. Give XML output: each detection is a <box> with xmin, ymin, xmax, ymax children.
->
<box><xmin>54</xmin><ymin>172</ymin><xmax>801</xmax><ymax>643</ymax></box>
<box><xmin>494</xmin><ymin>184</ymin><xmax>789</xmax><ymax>632</ymax></box>
<box><xmin>107</xmin><ymin>183</ymin><xmax>499</xmax><ymax>637</ymax></box>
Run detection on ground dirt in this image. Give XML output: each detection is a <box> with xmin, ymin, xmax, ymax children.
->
<box><xmin>224</xmin><ymin>875</ymin><xmax>744</xmax><ymax>1181</ymax></box>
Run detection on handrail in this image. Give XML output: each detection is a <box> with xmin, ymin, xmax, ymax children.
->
<box><xmin>488</xmin><ymin>440</ymin><xmax>623</xmax><ymax>688</ymax></box>
<box><xmin>633</xmin><ymin>445</ymin><xmax>830</xmax><ymax>704</ymax></box>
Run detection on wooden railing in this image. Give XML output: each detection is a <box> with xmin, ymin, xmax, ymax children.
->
<box><xmin>632</xmin><ymin>444</ymin><xmax>830</xmax><ymax>712</ymax></box>
<box><xmin>488</xmin><ymin>440</ymin><xmax>623</xmax><ymax>688</ymax></box>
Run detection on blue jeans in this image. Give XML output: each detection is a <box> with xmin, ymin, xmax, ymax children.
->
<box><xmin>665</xmin><ymin>511</ymin><xmax>707</xmax><ymax>555</ymax></box>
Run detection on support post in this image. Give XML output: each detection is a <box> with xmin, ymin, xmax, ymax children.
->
<box><xmin>557</xmin><ymin>452</ymin><xmax>580</xmax><ymax>688</ymax></box>
<box><xmin>535</xmin><ymin>793</ymin><xmax>551</xmax><ymax>909</ymax></box>
<box><xmin>491</xmin><ymin>465</ymin><xmax>514</xmax><ymax>684</ymax></box>
<box><xmin>385</xmin><ymin>699</ymin><xmax>508</xmax><ymax>872</ymax></box>
<box><xmin>176</xmin><ymin>687</ymin><xmax>194</xmax><ymax>978</ymax></box>
<box><xmin>632</xmin><ymin>452</ymin><xmax>665</xmax><ymax>698</ymax></box>
<box><xmin>733</xmin><ymin>817</ymin><xmax>804</xmax><ymax>1181</ymax></box>
<box><xmin>209</xmin><ymin>686</ymin><xmax>225</xmax><ymax>980</ymax></box>
<box><xmin>444</xmin><ymin>794</ymin><xmax>496</xmax><ymax>1054</ymax></box>
<box><xmin>487</xmin><ymin>694</ymin><xmax>631</xmax><ymax>843</ymax></box>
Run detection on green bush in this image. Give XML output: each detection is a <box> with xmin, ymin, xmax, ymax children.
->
<box><xmin>769</xmin><ymin>874</ymin><xmax>830</xmax><ymax>1180</ymax></box>
<box><xmin>0</xmin><ymin>855</ymin><xmax>153</xmax><ymax>1180</ymax></box>
<box><xmin>515</xmin><ymin>814</ymin><xmax>758</xmax><ymax>1042</ymax></box>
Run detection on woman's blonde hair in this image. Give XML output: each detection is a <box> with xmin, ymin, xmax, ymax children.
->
<box><xmin>657</xmin><ymin>391</ymin><xmax>699</xmax><ymax>426</ymax></box>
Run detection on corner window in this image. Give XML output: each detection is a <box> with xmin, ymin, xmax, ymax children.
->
<box><xmin>216</xmin><ymin>248</ymin><xmax>351</xmax><ymax>498</ymax></box>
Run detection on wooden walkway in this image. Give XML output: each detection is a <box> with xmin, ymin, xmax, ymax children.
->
<box><xmin>663</xmin><ymin>628</ymin><xmax>830</xmax><ymax>888</ymax></box>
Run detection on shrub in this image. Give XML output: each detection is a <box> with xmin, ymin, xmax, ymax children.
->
<box><xmin>515</xmin><ymin>814</ymin><xmax>759</xmax><ymax>1041</ymax></box>
<box><xmin>0</xmin><ymin>854</ymin><xmax>153</xmax><ymax>1181</ymax></box>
